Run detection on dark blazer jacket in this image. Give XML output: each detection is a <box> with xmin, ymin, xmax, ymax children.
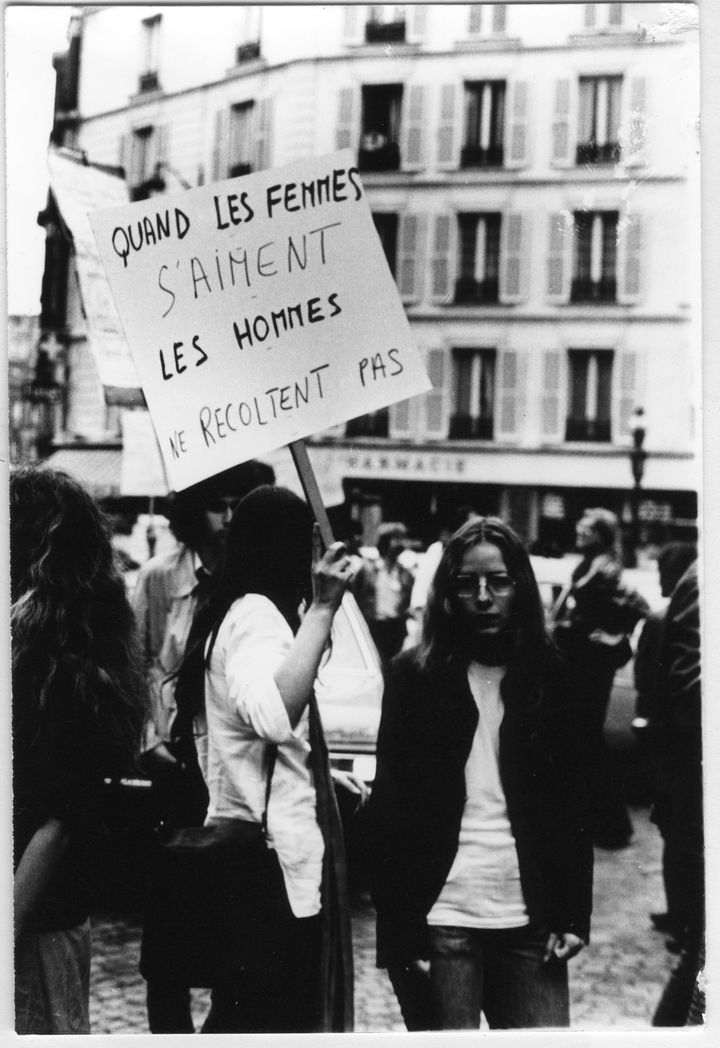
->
<box><xmin>368</xmin><ymin>646</ymin><xmax>594</xmax><ymax>966</ymax></box>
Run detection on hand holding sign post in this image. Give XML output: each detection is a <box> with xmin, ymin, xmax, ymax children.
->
<box><xmin>90</xmin><ymin>151</ymin><xmax>430</xmax><ymax>534</ymax></box>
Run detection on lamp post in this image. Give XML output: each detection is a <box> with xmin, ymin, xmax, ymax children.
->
<box><xmin>628</xmin><ymin>407</ymin><xmax>647</xmax><ymax>567</ymax></box>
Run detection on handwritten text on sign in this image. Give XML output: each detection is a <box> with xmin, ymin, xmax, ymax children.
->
<box><xmin>89</xmin><ymin>151</ymin><xmax>431</xmax><ymax>491</ymax></box>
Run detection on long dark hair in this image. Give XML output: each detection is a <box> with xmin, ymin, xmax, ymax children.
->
<box><xmin>174</xmin><ymin>485</ymin><xmax>315</xmax><ymax>721</ymax></box>
<box><xmin>417</xmin><ymin>516</ymin><xmax>550</xmax><ymax>674</ymax></box>
<box><xmin>10</xmin><ymin>466</ymin><xmax>147</xmax><ymax>774</ymax></box>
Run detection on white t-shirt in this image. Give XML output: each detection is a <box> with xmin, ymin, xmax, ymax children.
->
<box><xmin>428</xmin><ymin>661</ymin><xmax>528</xmax><ymax>929</ymax></box>
<box><xmin>203</xmin><ymin>593</ymin><xmax>325</xmax><ymax>918</ymax></box>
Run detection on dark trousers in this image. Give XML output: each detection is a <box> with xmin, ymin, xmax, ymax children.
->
<box><xmin>428</xmin><ymin>923</ymin><xmax>569</xmax><ymax>1030</ymax></box>
<box><xmin>387</xmin><ymin>963</ymin><xmax>433</xmax><ymax>1031</ymax></box>
<box><xmin>653</xmin><ymin>850</ymin><xmax>704</xmax><ymax>1026</ymax></box>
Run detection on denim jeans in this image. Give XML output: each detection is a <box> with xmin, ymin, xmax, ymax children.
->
<box><xmin>428</xmin><ymin>922</ymin><xmax>570</xmax><ymax>1030</ymax></box>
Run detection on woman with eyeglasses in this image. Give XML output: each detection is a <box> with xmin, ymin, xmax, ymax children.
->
<box><xmin>368</xmin><ymin>516</ymin><xmax>593</xmax><ymax>1030</ymax></box>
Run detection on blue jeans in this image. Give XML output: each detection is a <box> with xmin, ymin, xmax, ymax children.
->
<box><xmin>428</xmin><ymin>923</ymin><xmax>570</xmax><ymax>1030</ymax></box>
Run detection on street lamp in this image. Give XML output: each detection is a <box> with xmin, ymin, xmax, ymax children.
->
<box><xmin>628</xmin><ymin>407</ymin><xmax>647</xmax><ymax>566</ymax></box>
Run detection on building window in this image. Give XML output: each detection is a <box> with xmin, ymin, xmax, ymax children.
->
<box><xmin>358</xmin><ymin>84</ymin><xmax>402</xmax><ymax>172</ymax></box>
<box><xmin>462</xmin><ymin>81</ymin><xmax>505</xmax><ymax>168</ymax></box>
<box><xmin>372</xmin><ymin>213</ymin><xmax>399</xmax><ymax>276</ymax></box>
<box><xmin>571</xmin><ymin>210</ymin><xmax>618</xmax><ymax>303</ymax></box>
<box><xmin>229</xmin><ymin>102</ymin><xmax>255</xmax><ymax>177</ymax></box>
<box><xmin>566</xmin><ymin>350</ymin><xmax>613</xmax><ymax>442</ymax></box>
<box><xmin>584</xmin><ymin>3</ymin><xmax>623</xmax><ymax>28</ymax></box>
<box><xmin>450</xmin><ymin>349</ymin><xmax>496</xmax><ymax>439</ymax></box>
<box><xmin>468</xmin><ymin>4</ymin><xmax>507</xmax><ymax>34</ymax></box>
<box><xmin>365</xmin><ymin>5</ymin><xmax>406</xmax><ymax>43</ymax></box>
<box><xmin>235</xmin><ymin>5</ymin><xmax>261</xmax><ymax>63</ymax></box>
<box><xmin>346</xmin><ymin>409</ymin><xmax>390</xmax><ymax>437</ymax></box>
<box><xmin>129</xmin><ymin>126</ymin><xmax>164</xmax><ymax>200</ymax></box>
<box><xmin>139</xmin><ymin>15</ymin><xmax>161</xmax><ymax>92</ymax></box>
<box><xmin>455</xmin><ymin>213</ymin><xmax>501</xmax><ymax>304</ymax></box>
<box><xmin>576</xmin><ymin>75</ymin><xmax>622</xmax><ymax>164</ymax></box>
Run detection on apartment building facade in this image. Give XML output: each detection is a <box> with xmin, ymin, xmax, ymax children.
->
<box><xmin>42</xmin><ymin>3</ymin><xmax>700</xmax><ymax>547</ymax></box>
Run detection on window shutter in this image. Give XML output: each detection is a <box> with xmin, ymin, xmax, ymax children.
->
<box><xmin>546</xmin><ymin>212</ymin><xmax>572</xmax><ymax>303</ymax></box>
<box><xmin>336</xmin><ymin>87</ymin><xmax>357</xmax><ymax>153</ymax></box>
<box><xmin>118</xmin><ymin>134</ymin><xmax>130</xmax><ymax>178</ymax></box>
<box><xmin>623</xmin><ymin>77</ymin><xmax>648</xmax><ymax>168</ymax></box>
<box><xmin>614</xmin><ymin>350</ymin><xmax>640</xmax><ymax>440</ymax></box>
<box><xmin>500</xmin><ymin>213</ymin><xmax>529</xmax><ymax>303</ymax></box>
<box><xmin>584</xmin><ymin>4</ymin><xmax>597</xmax><ymax>28</ymax></box>
<box><xmin>617</xmin><ymin>213</ymin><xmax>644</xmax><ymax>303</ymax></box>
<box><xmin>408</xmin><ymin>5</ymin><xmax>429</xmax><ymax>40</ymax></box>
<box><xmin>551</xmin><ymin>79</ymin><xmax>573</xmax><ymax>165</ymax></box>
<box><xmin>402</xmin><ymin>85</ymin><xmax>427</xmax><ymax>170</ymax></box>
<box><xmin>430</xmin><ymin>214</ymin><xmax>456</xmax><ymax>304</ymax></box>
<box><xmin>506</xmin><ymin>80</ymin><xmax>529</xmax><ymax>168</ymax></box>
<box><xmin>436</xmin><ymin>84</ymin><xmax>458</xmax><ymax>169</ymax></box>
<box><xmin>422</xmin><ymin>348</ymin><xmax>447</xmax><ymax>437</ymax></box>
<box><xmin>492</xmin><ymin>4</ymin><xmax>507</xmax><ymax>33</ymax></box>
<box><xmin>389</xmin><ymin>396</ymin><xmax>418</xmax><ymax>439</ymax></box>
<box><xmin>255</xmin><ymin>98</ymin><xmax>273</xmax><ymax>171</ymax></box>
<box><xmin>541</xmin><ymin>349</ymin><xmax>564</xmax><ymax>441</ymax></box>
<box><xmin>398</xmin><ymin>213</ymin><xmax>427</xmax><ymax>304</ymax></box>
<box><xmin>212</xmin><ymin>109</ymin><xmax>229</xmax><ymax>181</ymax></box>
<box><xmin>496</xmin><ymin>349</ymin><xmax>523</xmax><ymax>440</ymax></box>
<box><xmin>154</xmin><ymin>124</ymin><xmax>169</xmax><ymax>171</ymax></box>
<box><xmin>468</xmin><ymin>5</ymin><xmax>483</xmax><ymax>34</ymax></box>
<box><xmin>342</xmin><ymin>6</ymin><xmax>363</xmax><ymax>45</ymax></box>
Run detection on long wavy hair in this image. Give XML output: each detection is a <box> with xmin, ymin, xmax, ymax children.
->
<box><xmin>416</xmin><ymin>516</ymin><xmax>551</xmax><ymax>675</ymax></box>
<box><xmin>174</xmin><ymin>485</ymin><xmax>315</xmax><ymax>721</ymax></box>
<box><xmin>10</xmin><ymin>466</ymin><xmax>147</xmax><ymax>774</ymax></box>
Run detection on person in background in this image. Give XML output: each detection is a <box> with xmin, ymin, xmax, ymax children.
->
<box><xmin>354</xmin><ymin>522</ymin><xmax>414</xmax><ymax>665</ymax></box>
<box><xmin>174</xmin><ymin>485</ymin><xmax>355</xmax><ymax>1032</ymax></box>
<box><xmin>406</xmin><ymin>506</ymin><xmax>480</xmax><ymax>646</ymax></box>
<box><xmin>633</xmin><ymin>542</ymin><xmax>698</xmax><ymax>945</ymax></box>
<box><xmin>369</xmin><ymin>517</ymin><xmax>593</xmax><ymax>1030</ymax></box>
<box><xmin>12</xmin><ymin>467</ymin><xmax>147</xmax><ymax>1034</ymax></box>
<box><xmin>552</xmin><ymin>508</ymin><xmax>649</xmax><ymax>850</ymax></box>
<box><xmin>133</xmin><ymin>459</ymin><xmax>275</xmax><ymax>1033</ymax></box>
<box><xmin>651</xmin><ymin>554</ymin><xmax>703</xmax><ymax>1027</ymax></box>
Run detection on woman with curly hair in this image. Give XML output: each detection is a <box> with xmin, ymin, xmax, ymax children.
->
<box><xmin>11</xmin><ymin>466</ymin><xmax>147</xmax><ymax>1034</ymax></box>
<box><xmin>369</xmin><ymin>516</ymin><xmax>593</xmax><ymax>1030</ymax></box>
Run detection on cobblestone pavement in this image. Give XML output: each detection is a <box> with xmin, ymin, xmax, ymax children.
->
<box><xmin>89</xmin><ymin>806</ymin><xmax>676</xmax><ymax>1034</ymax></box>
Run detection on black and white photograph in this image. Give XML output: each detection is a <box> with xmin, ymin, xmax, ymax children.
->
<box><xmin>5</xmin><ymin>1</ymin><xmax>715</xmax><ymax>1039</ymax></box>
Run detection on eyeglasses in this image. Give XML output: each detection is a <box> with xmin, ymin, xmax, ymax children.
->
<box><xmin>451</xmin><ymin>572</ymin><xmax>515</xmax><ymax>599</ymax></box>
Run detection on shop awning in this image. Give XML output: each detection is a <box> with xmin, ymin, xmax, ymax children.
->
<box><xmin>44</xmin><ymin>446</ymin><xmax>123</xmax><ymax>499</ymax></box>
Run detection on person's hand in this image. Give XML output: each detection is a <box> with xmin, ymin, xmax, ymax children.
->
<box><xmin>311</xmin><ymin>524</ymin><xmax>353</xmax><ymax>614</ymax></box>
<box><xmin>410</xmin><ymin>958</ymin><xmax>431</xmax><ymax>977</ymax></box>
<box><xmin>331</xmin><ymin>768</ymin><xmax>371</xmax><ymax>809</ymax></box>
<box><xmin>544</xmin><ymin>931</ymin><xmax>585</xmax><ymax>963</ymax></box>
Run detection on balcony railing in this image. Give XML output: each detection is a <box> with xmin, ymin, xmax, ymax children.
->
<box><xmin>454</xmin><ymin>276</ymin><xmax>500</xmax><ymax>305</ymax></box>
<box><xmin>365</xmin><ymin>19</ymin><xmax>406</xmax><ymax>43</ymax></box>
<box><xmin>570</xmin><ymin>277</ymin><xmax>617</xmax><ymax>304</ymax></box>
<box><xmin>138</xmin><ymin>71</ymin><xmax>160</xmax><ymax>93</ymax></box>
<box><xmin>461</xmin><ymin>143</ymin><xmax>504</xmax><ymax>168</ymax></box>
<box><xmin>576</xmin><ymin>140</ymin><xmax>621</xmax><ymax>165</ymax></box>
<box><xmin>565</xmin><ymin>418</ymin><xmax>611</xmax><ymax>442</ymax></box>
<box><xmin>235</xmin><ymin>41</ymin><xmax>261</xmax><ymax>64</ymax></box>
<box><xmin>449</xmin><ymin>414</ymin><xmax>494</xmax><ymax>440</ymax></box>
<box><xmin>229</xmin><ymin>162</ymin><xmax>253</xmax><ymax>178</ymax></box>
<box><xmin>358</xmin><ymin>139</ymin><xmax>400</xmax><ymax>172</ymax></box>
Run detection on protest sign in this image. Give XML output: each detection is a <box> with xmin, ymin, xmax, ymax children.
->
<box><xmin>90</xmin><ymin>150</ymin><xmax>431</xmax><ymax>491</ymax></box>
<box><xmin>120</xmin><ymin>409</ymin><xmax>169</xmax><ymax>497</ymax></box>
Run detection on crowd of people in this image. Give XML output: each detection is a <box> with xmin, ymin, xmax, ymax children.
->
<box><xmin>11</xmin><ymin>462</ymin><xmax>704</xmax><ymax>1033</ymax></box>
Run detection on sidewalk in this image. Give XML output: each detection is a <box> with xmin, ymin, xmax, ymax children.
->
<box><xmin>89</xmin><ymin>806</ymin><xmax>675</xmax><ymax>1033</ymax></box>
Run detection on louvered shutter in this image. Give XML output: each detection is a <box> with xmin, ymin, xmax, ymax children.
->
<box><xmin>552</xmin><ymin>79</ymin><xmax>573</xmax><ymax>165</ymax></box>
<box><xmin>212</xmin><ymin>109</ymin><xmax>229</xmax><ymax>181</ymax></box>
<box><xmin>492</xmin><ymin>4</ymin><xmax>507</xmax><ymax>33</ymax></box>
<box><xmin>255</xmin><ymin>98</ymin><xmax>273</xmax><ymax>171</ymax></box>
<box><xmin>468</xmin><ymin>5</ymin><xmax>483</xmax><ymax>33</ymax></box>
<box><xmin>398</xmin><ymin>213</ymin><xmax>427</xmax><ymax>304</ymax></box>
<box><xmin>336</xmin><ymin>87</ymin><xmax>358</xmax><ymax>152</ymax></box>
<box><xmin>389</xmin><ymin>396</ymin><xmax>418</xmax><ymax>439</ymax></box>
<box><xmin>118</xmin><ymin>134</ymin><xmax>130</xmax><ymax>178</ymax></box>
<box><xmin>154</xmin><ymin>124</ymin><xmax>169</xmax><ymax>173</ymax></box>
<box><xmin>623</xmin><ymin>77</ymin><xmax>648</xmax><ymax>168</ymax></box>
<box><xmin>500</xmin><ymin>213</ymin><xmax>529</xmax><ymax>303</ymax></box>
<box><xmin>541</xmin><ymin>349</ymin><xmax>565</xmax><ymax>441</ymax></box>
<box><xmin>422</xmin><ymin>348</ymin><xmax>447</xmax><ymax>438</ymax></box>
<box><xmin>436</xmin><ymin>84</ymin><xmax>458</xmax><ymax>169</ymax></box>
<box><xmin>342</xmin><ymin>6</ymin><xmax>363</xmax><ymax>45</ymax></box>
<box><xmin>584</xmin><ymin>4</ymin><xmax>597</xmax><ymax>28</ymax></box>
<box><xmin>496</xmin><ymin>349</ymin><xmax>523</xmax><ymax>440</ymax></box>
<box><xmin>402</xmin><ymin>85</ymin><xmax>427</xmax><ymax>170</ymax></box>
<box><xmin>408</xmin><ymin>5</ymin><xmax>429</xmax><ymax>40</ymax></box>
<box><xmin>617</xmin><ymin>213</ymin><xmax>644</xmax><ymax>303</ymax></box>
<box><xmin>614</xmin><ymin>350</ymin><xmax>640</xmax><ymax>440</ymax></box>
<box><xmin>506</xmin><ymin>80</ymin><xmax>529</xmax><ymax>168</ymax></box>
<box><xmin>430</xmin><ymin>214</ymin><xmax>456</xmax><ymax>304</ymax></box>
<box><xmin>547</xmin><ymin>212</ymin><xmax>572</xmax><ymax>303</ymax></box>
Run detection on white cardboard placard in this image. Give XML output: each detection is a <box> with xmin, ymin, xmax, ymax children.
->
<box><xmin>90</xmin><ymin>150</ymin><xmax>431</xmax><ymax>491</ymax></box>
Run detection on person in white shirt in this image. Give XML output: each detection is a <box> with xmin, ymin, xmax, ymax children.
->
<box><xmin>173</xmin><ymin>484</ymin><xmax>355</xmax><ymax>1033</ymax></box>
